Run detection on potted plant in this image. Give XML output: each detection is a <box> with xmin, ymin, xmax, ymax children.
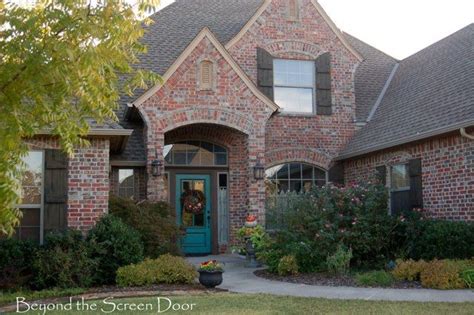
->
<box><xmin>198</xmin><ymin>260</ymin><xmax>224</xmax><ymax>288</ymax></box>
<box><xmin>238</xmin><ymin>215</ymin><xmax>268</xmax><ymax>268</ymax></box>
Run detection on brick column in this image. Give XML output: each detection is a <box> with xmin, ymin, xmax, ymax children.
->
<box><xmin>247</xmin><ymin>127</ymin><xmax>266</xmax><ymax>224</ymax></box>
<box><xmin>146</xmin><ymin>128</ymin><xmax>167</xmax><ymax>201</ymax></box>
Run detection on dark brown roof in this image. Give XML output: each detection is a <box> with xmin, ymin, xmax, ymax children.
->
<box><xmin>340</xmin><ymin>24</ymin><xmax>474</xmax><ymax>159</ymax></box>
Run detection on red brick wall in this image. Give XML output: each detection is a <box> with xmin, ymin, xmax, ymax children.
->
<box><xmin>228</xmin><ymin>0</ymin><xmax>360</xmax><ymax>168</ymax></box>
<box><xmin>138</xmin><ymin>36</ymin><xmax>275</xmax><ymax>230</ymax></box>
<box><xmin>26</xmin><ymin>137</ymin><xmax>110</xmax><ymax>231</ymax></box>
<box><xmin>344</xmin><ymin>133</ymin><xmax>474</xmax><ymax>221</ymax></box>
<box><xmin>165</xmin><ymin>124</ymin><xmax>248</xmax><ymax>249</ymax></box>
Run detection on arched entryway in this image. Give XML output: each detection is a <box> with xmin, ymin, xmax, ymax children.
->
<box><xmin>164</xmin><ymin>124</ymin><xmax>249</xmax><ymax>255</ymax></box>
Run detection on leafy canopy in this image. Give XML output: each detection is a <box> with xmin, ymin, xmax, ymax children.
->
<box><xmin>0</xmin><ymin>0</ymin><xmax>161</xmax><ymax>235</ymax></box>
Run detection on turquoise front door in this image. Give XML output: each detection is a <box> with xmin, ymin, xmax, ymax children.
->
<box><xmin>175</xmin><ymin>174</ymin><xmax>211</xmax><ymax>254</ymax></box>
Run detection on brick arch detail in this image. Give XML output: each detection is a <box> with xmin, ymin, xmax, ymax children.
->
<box><xmin>264</xmin><ymin>40</ymin><xmax>324</xmax><ymax>59</ymax></box>
<box><xmin>155</xmin><ymin>107</ymin><xmax>256</xmax><ymax>136</ymax></box>
<box><xmin>266</xmin><ymin>147</ymin><xmax>333</xmax><ymax>170</ymax></box>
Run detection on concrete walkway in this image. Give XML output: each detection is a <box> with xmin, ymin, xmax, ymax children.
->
<box><xmin>187</xmin><ymin>254</ymin><xmax>474</xmax><ymax>303</ymax></box>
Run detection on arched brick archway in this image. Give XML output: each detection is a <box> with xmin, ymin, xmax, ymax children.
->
<box><xmin>266</xmin><ymin>147</ymin><xmax>333</xmax><ymax>170</ymax></box>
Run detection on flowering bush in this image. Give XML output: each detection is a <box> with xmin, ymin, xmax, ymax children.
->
<box><xmin>198</xmin><ymin>260</ymin><xmax>224</xmax><ymax>272</ymax></box>
<box><xmin>263</xmin><ymin>182</ymin><xmax>400</xmax><ymax>271</ymax></box>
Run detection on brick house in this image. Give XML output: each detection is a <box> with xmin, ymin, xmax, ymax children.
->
<box><xmin>18</xmin><ymin>0</ymin><xmax>473</xmax><ymax>253</ymax></box>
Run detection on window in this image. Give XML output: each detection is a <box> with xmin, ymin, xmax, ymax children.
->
<box><xmin>164</xmin><ymin>141</ymin><xmax>227</xmax><ymax>166</ymax></box>
<box><xmin>17</xmin><ymin>151</ymin><xmax>44</xmax><ymax>242</ymax></box>
<box><xmin>118</xmin><ymin>169</ymin><xmax>135</xmax><ymax>198</ymax></box>
<box><xmin>265</xmin><ymin>163</ymin><xmax>326</xmax><ymax>194</ymax></box>
<box><xmin>390</xmin><ymin>164</ymin><xmax>410</xmax><ymax>191</ymax></box>
<box><xmin>199</xmin><ymin>60</ymin><xmax>213</xmax><ymax>90</ymax></box>
<box><xmin>274</xmin><ymin>59</ymin><xmax>315</xmax><ymax>113</ymax></box>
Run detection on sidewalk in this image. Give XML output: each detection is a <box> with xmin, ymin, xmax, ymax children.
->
<box><xmin>187</xmin><ymin>254</ymin><xmax>474</xmax><ymax>303</ymax></box>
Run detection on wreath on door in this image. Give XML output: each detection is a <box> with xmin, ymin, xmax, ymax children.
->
<box><xmin>182</xmin><ymin>190</ymin><xmax>205</xmax><ymax>214</ymax></box>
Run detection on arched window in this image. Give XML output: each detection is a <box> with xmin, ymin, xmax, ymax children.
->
<box><xmin>199</xmin><ymin>60</ymin><xmax>213</xmax><ymax>90</ymax></box>
<box><xmin>164</xmin><ymin>141</ymin><xmax>227</xmax><ymax>166</ymax></box>
<box><xmin>265</xmin><ymin>162</ymin><xmax>326</xmax><ymax>193</ymax></box>
<box><xmin>288</xmin><ymin>0</ymin><xmax>299</xmax><ymax>21</ymax></box>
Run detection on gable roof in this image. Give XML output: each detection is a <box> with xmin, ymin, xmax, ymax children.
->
<box><xmin>339</xmin><ymin>24</ymin><xmax>474</xmax><ymax>159</ymax></box>
<box><xmin>344</xmin><ymin>33</ymin><xmax>398</xmax><ymax>122</ymax></box>
<box><xmin>133</xmin><ymin>27</ymin><xmax>279</xmax><ymax>111</ymax></box>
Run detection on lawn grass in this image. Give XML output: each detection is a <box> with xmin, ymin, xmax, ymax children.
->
<box><xmin>0</xmin><ymin>288</ymin><xmax>86</xmax><ymax>306</ymax></box>
<box><xmin>4</xmin><ymin>293</ymin><xmax>474</xmax><ymax>314</ymax></box>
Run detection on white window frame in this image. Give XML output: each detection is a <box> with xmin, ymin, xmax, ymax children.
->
<box><xmin>118</xmin><ymin>168</ymin><xmax>135</xmax><ymax>199</ymax></box>
<box><xmin>273</xmin><ymin>59</ymin><xmax>316</xmax><ymax>115</ymax></box>
<box><xmin>265</xmin><ymin>162</ymin><xmax>327</xmax><ymax>194</ymax></box>
<box><xmin>18</xmin><ymin>150</ymin><xmax>45</xmax><ymax>244</ymax></box>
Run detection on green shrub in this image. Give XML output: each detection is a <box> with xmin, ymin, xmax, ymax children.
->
<box><xmin>88</xmin><ymin>215</ymin><xmax>144</xmax><ymax>285</ymax></box>
<box><xmin>407</xmin><ymin>220</ymin><xmax>474</xmax><ymax>260</ymax></box>
<box><xmin>461</xmin><ymin>269</ymin><xmax>474</xmax><ymax>288</ymax></box>
<box><xmin>116</xmin><ymin>254</ymin><xmax>197</xmax><ymax>287</ymax></box>
<box><xmin>391</xmin><ymin>259</ymin><xmax>427</xmax><ymax>281</ymax></box>
<box><xmin>109</xmin><ymin>197</ymin><xmax>182</xmax><ymax>257</ymax></box>
<box><xmin>265</xmin><ymin>183</ymin><xmax>400</xmax><ymax>271</ymax></box>
<box><xmin>32</xmin><ymin>231</ymin><xmax>94</xmax><ymax>289</ymax></box>
<box><xmin>326</xmin><ymin>244</ymin><xmax>352</xmax><ymax>275</ymax></box>
<box><xmin>277</xmin><ymin>255</ymin><xmax>299</xmax><ymax>276</ymax></box>
<box><xmin>355</xmin><ymin>271</ymin><xmax>394</xmax><ymax>287</ymax></box>
<box><xmin>419</xmin><ymin>259</ymin><xmax>465</xmax><ymax>289</ymax></box>
<box><xmin>0</xmin><ymin>238</ymin><xmax>38</xmax><ymax>289</ymax></box>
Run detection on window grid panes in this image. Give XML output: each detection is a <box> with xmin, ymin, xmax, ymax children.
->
<box><xmin>17</xmin><ymin>151</ymin><xmax>43</xmax><ymax>242</ymax></box>
<box><xmin>265</xmin><ymin>163</ymin><xmax>326</xmax><ymax>194</ymax></box>
<box><xmin>391</xmin><ymin>164</ymin><xmax>410</xmax><ymax>191</ymax></box>
<box><xmin>164</xmin><ymin>141</ymin><xmax>228</xmax><ymax>166</ymax></box>
<box><xmin>118</xmin><ymin>169</ymin><xmax>135</xmax><ymax>199</ymax></box>
<box><xmin>274</xmin><ymin>59</ymin><xmax>315</xmax><ymax>113</ymax></box>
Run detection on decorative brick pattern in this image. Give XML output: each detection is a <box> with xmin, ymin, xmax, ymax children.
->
<box><xmin>137</xmin><ymin>36</ymin><xmax>275</xmax><ymax>235</ymax></box>
<box><xmin>228</xmin><ymin>0</ymin><xmax>359</xmax><ymax>167</ymax></box>
<box><xmin>344</xmin><ymin>133</ymin><xmax>474</xmax><ymax>221</ymax></box>
<box><xmin>25</xmin><ymin>137</ymin><xmax>110</xmax><ymax>231</ymax></box>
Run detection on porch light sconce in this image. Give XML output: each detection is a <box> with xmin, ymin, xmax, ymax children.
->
<box><xmin>253</xmin><ymin>161</ymin><xmax>265</xmax><ymax>180</ymax></box>
<box><xmin>151</xmin><ymin>159</ymin><xmax>162</xmax><ymax>177</ymax></box>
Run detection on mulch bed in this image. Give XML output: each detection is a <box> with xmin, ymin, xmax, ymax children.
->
<box><xmin>254</xmin><ymin>269</ymin><xmax>422</xmax><ymax>289</ymax></box>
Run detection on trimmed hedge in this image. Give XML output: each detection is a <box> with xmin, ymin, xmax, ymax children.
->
<box><xmin>87</xmin><ymin>215</ymin><xmax>144</xmax><ymax>285</ymax></box>
<box><xmin>33</xmin><ymin>230</ymin><xmax>94</xmax><ymax>290</ymax></box>
<box><xmin>0</xmin><ymin>239</ymin><xmax>38</xmax><ymax>289</ymax></box>
<box><xmin>116</xmin><ymin>254</ymin><xmax>197</xmax><ymax>286</ymax></box>
<box><xmin>109</xmin><ymin>197</ymin><xmax>182</xmax><ymax>258</ymax></box>
<box><xmin>407</xmin><ymin>220</ymin><xmax>474</xmax><ymax>260</ymax></box>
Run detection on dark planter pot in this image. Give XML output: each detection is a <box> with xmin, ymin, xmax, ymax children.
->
<box><xmin>198</xmin><ymin>270</ymin><xmax>223</xmax><ymax>288</ymax></box>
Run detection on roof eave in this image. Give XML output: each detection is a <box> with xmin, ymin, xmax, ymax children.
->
<box><xmin>336</xmin><ymin>120</ymin><xmax>474</xmax><ymax>161</ymax></box>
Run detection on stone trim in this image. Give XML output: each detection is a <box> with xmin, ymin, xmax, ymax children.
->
<box><xmin>264</xmin><ymin>40</ymin><xmax>323</xmax><ymax>59</ymax></box>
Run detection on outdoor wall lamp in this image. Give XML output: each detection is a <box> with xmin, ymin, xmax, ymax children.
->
<box><xmin>151</xmin><ymin>159</ymin><xmax>162</xmax><ymax>177</ymax></box>
<box><xmin>253</xmin><ymin>161</ymin><xmax>265</xmax><ymax>180</ymax></box>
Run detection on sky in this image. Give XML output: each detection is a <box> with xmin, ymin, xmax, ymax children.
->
<box><xmin>156</xmin><ymin>0</ymin><xmax>474</xmax><ymax>60</ymax></box>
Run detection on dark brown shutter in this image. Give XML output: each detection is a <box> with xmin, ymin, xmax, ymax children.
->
<box><xmin>328</xmin><ymin>163</ymin><xmax>344</xmax><ymax>185</ymax></box>
<box><xmin>375</xmin><ymin>165</ymin><xmax>387</xmax><ymax>185</ymax></box>
<box><xmin>44</xmin><ymin>149</ymin><xmax>68</xmax><ymax>234</ymax></box>
<box><xmin>257</xmin><ymin>47</ymin><xmax>274</xmax><ymax>100</ymax></box>
<box><xmin>409</xmin><ymin>158</ymin><xmax>423</xmax><ymax>209</ymax></box>
<box><xmin>315</xmin><ymin>52</ymin><xmax>332</xmax><ymax>115</ymax></box>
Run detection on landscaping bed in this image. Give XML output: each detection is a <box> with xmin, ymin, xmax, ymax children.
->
<box><xmin>254</xmin><ymin>269</ymin><xmax>422</xmax><ymax>289</ymax></box>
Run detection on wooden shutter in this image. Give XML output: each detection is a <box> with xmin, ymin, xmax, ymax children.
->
<box><xmin>328</xmin><ymin>163</ymin><xmax>344</xmax><ymax>185</ymax></box>
<box><xmin>44</xmin><ymin>149</ymin><xmax>68</xmax><ymax>234</ymax></box>
<box><xmin>257</xmin><ymin>47</ymin><xmax>274</xmax><ymax>100</ymax></box>
<box><xmin>409</xmin><ymin>158</ymin><xmax>423</xmax><ymax>209</ymax></box>
<box><xmin>315</xmin><ymin>52</ymin><xmax>332</xmax><ymax>115</ymax></box>
<box><xmin>375</xmin><ymin>165</ymin><xmax>387</xmax><ymax>186</ymax></box>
